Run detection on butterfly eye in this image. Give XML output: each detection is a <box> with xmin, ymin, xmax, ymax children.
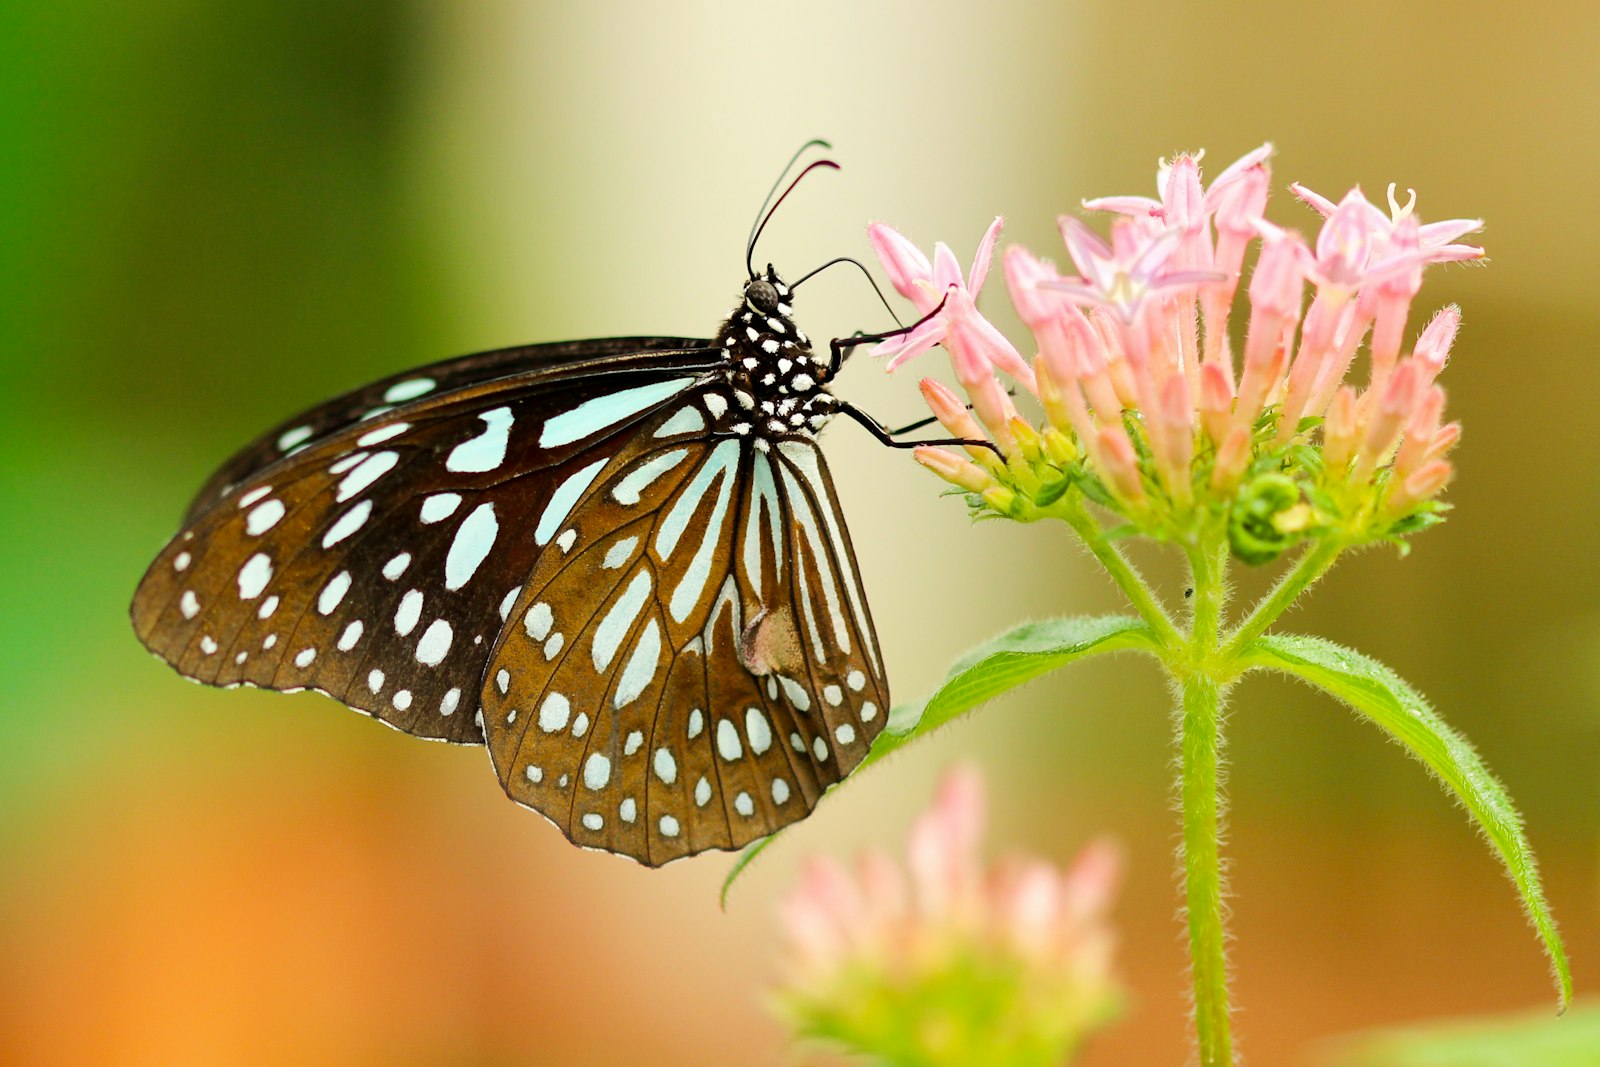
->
<box><xmin>745</xmin><ymin>279</ymin><xmax>780</xmax><ymax>314</ymax></box>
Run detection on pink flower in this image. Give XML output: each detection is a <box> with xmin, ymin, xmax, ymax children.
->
<box><xmin>866</xmin><ymin>218</ymin><xmax>1035</xmax><ymax>388</ymax></box>
<box><xmin>1042</xmin><ymin>216</ymin><xmax>1220</xmax><ymax>325</ymax></box>
<box><xmin>882</xmin><ymin>143</ymin><xmax>1473</xmax><ymax>542</ymax></box>
<box><xmin>774</xmin><ymin>766</ymin><xmax>1124</xmax><ymax>1064</ymax></box>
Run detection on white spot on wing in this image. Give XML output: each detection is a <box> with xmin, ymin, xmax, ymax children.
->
<box><xmin>611</xmin><ymin>449</ymin><xmax>689</xmax><ymax>505</ymax></box>
<box><xmin>444</xmin><ymin>503</ymin><xmax>498</xmax><ymax>590</ymax></box>
<box><xmin>446</xmin><ymin>407</ymin><xmax>513</xmax><ymax>473</ymax></box>
<box><xmin>382</xmin><ymin>553</ymin><xmax>410</xmax><ymax>580</ymax></box>
<box><xmin>654</xmin><ymin>406</ymin><xmax>706</xmax><ymax>438</ymax></box>
<box><xmin>337</xmin><ymin>620</ymin><xmax>363</xmax><ymax>651</ymax></box>
<box><xmin>602</xmin><ymin>537</ymin><xmax>638</xmax><ymax>570</ymax></box>
<box><xmin>336</xmin><ymin>451</ymin><xmax>399</xmax><ymax>502</ymax></box>
<box><xmin>524</xmin><ymin>602</ymin><xmax>553</xmax><ymax>641</ymax></box>
<box><xmin>583</xmin><ymin>753</ymin><xmax>611</xmax><ymax>790</ymax></box>
<box><xmin>538</xmin><ymin>693</ymin><xmax>570</xmax><ymax>732</ymax></box>
<box><xmin>613</xmin><ymin>618</ymin><xmax>661</xmax><ymax>709</ymax></box>
<box><xmin>277</xmin><ymin>426</ymin><xmax>313</xmax><ymax>451</ymax></box>
<box><xmin>592</xmin><ymin>571</ymin><xmax>651</xmax><ymax>672</ymax></box>
<box><xmin>419</xmin><ymin>493</ymin><xmax>461</xmax><ymax>524</ymax></box>
<box><xmin>656</xmin><ymin>440</ymin><xmax>739</xmax><ymax>560</ymax></box>
<box><xmin>653</xmin><ymin>747</ymin><xmax>677</xmax><ymax>785</ymax></box>
<box><xmin>539</xmin><ymin>378</ymin><xmax>696</xmax><ymax>448</ymax></box>
<box><xmin>716</xmin><ymin>719</ymin><xmax>743</xmax><ymax>761</ymax></box>
<box><xmin>535</xmin><ymin>458</ymin><xmax>609</xmax><ymax>545</ymax></box>
<box><xmin>323</xmin><ymin>500</ymin><xmax>373</xmax><ymax>547</ymax></box>
<box><xmin>393</xmin><ymin>590</ymin><xmax>424</xmax><ymax>636</ymax></box>
<box><xmin>236</xmin><ymin>553</ymin><xmax>273</xmax><ymax>600</ymax></box>
<box><xmin>357</xmin><ymin>422</ymin><xmax>409</xmax><ymax>447</ymax></box>
<box><xmin>318</xmin><ymin>571</ymin><xmax>351</xmax><ymax>615</ymax></box>
<box><xmin>384</xmin><ymin>377</ymin><xmax>435</xmax><ymax>403</ymax></box>
<box><xmin>245</xmin><ymin>499</ymin><xmax>286</xmax><ymax>535</ymax></box>
<box><xmin>745</xmin><ymin>707</ymin><xmax>772</xmax><ymax>755</ymax></box>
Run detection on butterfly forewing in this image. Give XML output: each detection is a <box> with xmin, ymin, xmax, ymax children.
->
<box><xmin>131</xmin><ymin>355</ymin><xmax>717</xmax><ymax>744</ymax></box>
<box><xmin>183</xmin><ymin>337</ymin><xmax>711</xmax><ymax>523</ymax></box>
<box><xmin>479</xmin><ymin>396</ymin><xmax>889</xmax><ymax>865</ymax></box>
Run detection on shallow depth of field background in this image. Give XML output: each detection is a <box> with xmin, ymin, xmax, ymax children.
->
<box><xmin>3</xmin><ymin>3</ymin><xmax>1597</xmax><ymax>1065</ymax></box>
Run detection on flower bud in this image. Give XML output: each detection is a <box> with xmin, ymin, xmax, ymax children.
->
<box><xmin>1228</xmin><ymin>473</ymin><xmax>1308</xmax><ymax>565</ymax></box>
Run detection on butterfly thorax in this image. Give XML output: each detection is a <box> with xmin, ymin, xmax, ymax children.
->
<box><xmin>713</xmin><ymin>266</ymin><xmax>835</xmax><ymax>441</ymax></box>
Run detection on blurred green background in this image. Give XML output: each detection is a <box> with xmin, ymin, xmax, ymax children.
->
<box><xmin>3</xmin><ymin>2</ymin><xmax>1596</xmax><ymax>1064</ymax></box>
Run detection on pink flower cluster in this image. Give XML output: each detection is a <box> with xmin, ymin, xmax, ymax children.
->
<box><xmin>776</xmin><ymin>766</ymin><xmax>1121</xmax><ymax>1019</ymax></box>
<box><xmin>874</xmin><ymin>145</ymin><xmax>1476</xmax><ymax>523</ymax></box>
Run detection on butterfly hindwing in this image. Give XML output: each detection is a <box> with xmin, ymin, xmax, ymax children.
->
<box><xmin>479</xmin><ymin>395</ymin><xmax>890</xmax><ymax>865</ymax></box>
<box><xmin>131</xmin><ymin>354</ymin><xmax>717</xmax><ymax>744</ymax></box>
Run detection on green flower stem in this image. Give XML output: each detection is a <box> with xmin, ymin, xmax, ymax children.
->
<box><xmin>1180</xmin><ymin>668</ymin><xmax>1233</xmax><ymax>1067</ymax></box>
<box><xmin>1176</xmin><ymin>533</ymin><xmax>1236</xmax><ymax>1067</ymax></box>
<box><xmin>1056</xmin><ymin>496</ymin><xmax>1182</xmax><ymax>649</ymax></box>
<box><xmin>1222</xmin><ymin>538</ymin><xmax>1343</xmax><ymax>658</ymax></box>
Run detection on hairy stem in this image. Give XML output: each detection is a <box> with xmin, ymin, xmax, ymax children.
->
<box><xmin>1180</xmin><ymin>668</ymin><xmax>1233</xmax><ymax>1067</ymax></box>
<box><xmin>1222</xmin><ymin>538</ymin><xmax>1342</xmax><ymax>657</ymax></box>
<box><xmin>1058</xmin><ymin>497</ymin><xmax>1182</xmax><ymax>648</ymax></box>
<box><xmin>1176</xmin><ymin>534</ymin><xmax>1235</xmax><ymax>1066</ymax></box>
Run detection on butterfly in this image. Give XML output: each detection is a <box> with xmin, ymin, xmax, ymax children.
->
<box><xmin>130</xmin><ymin>146</ymin><xmax>964</xmax><ymax>866</ymax></box>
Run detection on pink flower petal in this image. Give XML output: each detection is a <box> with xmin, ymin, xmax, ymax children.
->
<box><xmin>867</xmin><ymin>221</ymin><xmax>934</xmax><ymax>302</ymax></box>
<box><xmin>968</xmin><ymin>216</ymin><xmax>1004</xmax><ymax>297</ymax></box>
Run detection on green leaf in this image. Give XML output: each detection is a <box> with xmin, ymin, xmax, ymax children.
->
<box><xmin>1319</xmin><ymin>1002</ymin><xmax>1600</xmax><ymax>1066</ymax></box>
<box><xmin>1240</xmin><ymin>634</ymin><xmax>1573</xmax><ymax>1011</ymax></box>
<box><xmin>722</xmin><ymin>615</ymin><xmax>1162</xmax><ymax>907</ymax></box>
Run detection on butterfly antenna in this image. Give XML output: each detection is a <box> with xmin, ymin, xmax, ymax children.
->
<box><xmin>746</xmin><ymin>159</ymin><xmax>841</xmax><ymax>279</ymax></box>
<box><xmin>746</xmin><ymin>139</ymin><xmax>832</xmax><ymax>278</ymax></box>
<box><xmin>791</xmin><ymin>256</ymin><xmax>904</xmax><ymax>329</ymax></box>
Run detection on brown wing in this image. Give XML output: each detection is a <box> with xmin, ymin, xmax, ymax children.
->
<box><xmin>131</xmin><ymin>354</ymin><xmax>718</xmax><ymax>744</ymax></box>
<box><xmin>478</xmin><ymin>403</ymin><xmax>890</xmax><ymax>866</ymax></box>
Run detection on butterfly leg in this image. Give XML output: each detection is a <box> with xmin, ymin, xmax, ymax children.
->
<box><xmin>826</xmin><ymin>292</ymin><xmax>951</xmax><ymax>379</ymax></box>
<box><xmin>832</xmin><ymin>399</ymin><xmax>1003</xmax><ymax>457</ymax></box>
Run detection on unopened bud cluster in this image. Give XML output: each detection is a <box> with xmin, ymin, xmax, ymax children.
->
<box><xmin>872</xmin><ymin>145</ymin><xmax>1477</xmax><ymax>563</ymax></box>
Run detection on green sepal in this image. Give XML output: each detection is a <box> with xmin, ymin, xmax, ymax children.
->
<box><xmin>1033</xmin><ymin>475</ymin><xmax>1073</xmax><ymax>507</ymax></box>
<box><xmin>1239</xmin><ymin>633</ymin><xmax>1573</xmax><ymax>1011</ymax></box>
<box><xmin>721</xmin><ymin>615</ymin><xmax>1162</xmax><ymax>907</ymax></box>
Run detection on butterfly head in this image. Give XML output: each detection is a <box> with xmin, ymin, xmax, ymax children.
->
<box><xmin>742</xmin><ymin>263</ymin><xmax>791</xmax><ymax>319</ymax></box>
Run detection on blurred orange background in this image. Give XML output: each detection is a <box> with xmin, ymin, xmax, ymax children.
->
<box><xmin>2</xmin><ymin>2</ymin><xmax>1597</xmax><ymax>1064</ymax></box>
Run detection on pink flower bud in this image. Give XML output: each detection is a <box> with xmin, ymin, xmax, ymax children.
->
<box><xmin>1391</xmin><ymin>384</ymin><xmax>1445</xmax><ymax>483</ymax></box>
<box><xmin>1414</xmin><ymin>304</ymin><xmax>1461</xmax><ymax>386</ymax></box>
<box><xmin>1154</xmin><ymin>374</ymin><xmax>1195</xmax><ymax>503</ymax></box>
<box><xmin>1428</xmin><ymin>420</ymin><xmax>1462</xmax><ymax>460</ymax></box>
<box><xmin>1322</xmin><ymin>386</ymin><xmax>1360</xmax><ymax>475</ymax></box>
<box><xmin>1210</xmin><ymin>425</ymin><xmax>1252</xmax><ymax>492</ymax></box>
<box><xmin>1354</xmin><ymin>360</ymin><xmax>1419</xmax><ymax>480</ymax></box>
<box><xmin>1199</xmin><ymin>361</ymin><xmax>1235</xmax><ymax>447</ymax></box>
<box><xmin>1004</xmin><ymin>244</ymin><xmax>1063</xmax><ymax>329</ymax></box>
<box><xmin>915</xmin><ymin>446</ymin><xmax>995</xmax><ymax>493</ymax></box>
<box><xmin>1097</xmin><ymin>425</ymin><xmax>1146</xmax><ymax>507</ymax></box>
<box><xmin>1387</xmin><ymin>458</ymin><xmax>1454</xmax><ymax>514</ymax></box>
<box><xmin>918</xmin><ymin>377</ymin><xmax>998</xmax><ymax>466</ymax></box>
